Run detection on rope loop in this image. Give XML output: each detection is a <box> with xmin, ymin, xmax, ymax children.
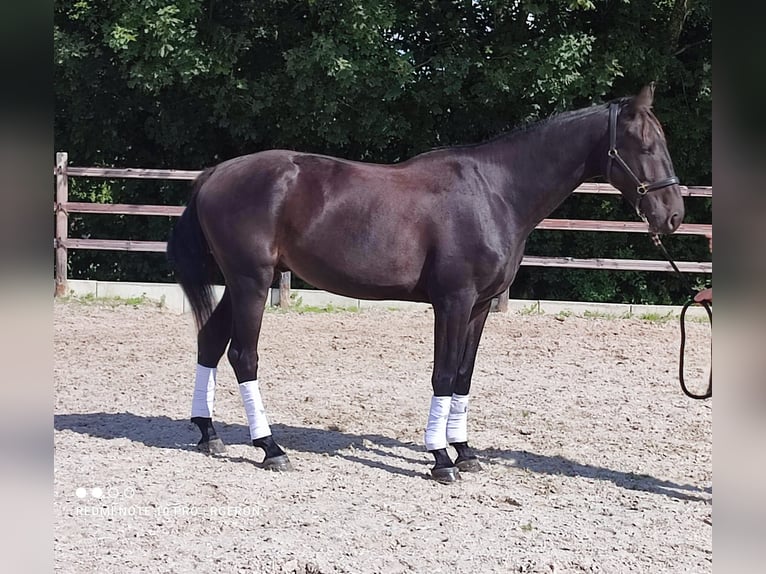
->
<box><xmin>651</xmin><ymin>233</ymin><xmax>712</xmax><ymax>400</ymax></box>
<box><xmin>678</xmin><ymin>298</ymin><xmax>712</xmax><ymax>399</ymax></box>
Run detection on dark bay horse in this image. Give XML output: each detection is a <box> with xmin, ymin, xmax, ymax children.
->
<box><xmin>167</xmin><ymin>85</ymin><xmax>684</xmax><ymax>482</ymax></box>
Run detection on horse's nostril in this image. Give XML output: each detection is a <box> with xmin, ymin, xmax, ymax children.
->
<box><xmin>668</xmin><ymin>212</ymin><xmax>682</xmax><ymax>230</ymax></box>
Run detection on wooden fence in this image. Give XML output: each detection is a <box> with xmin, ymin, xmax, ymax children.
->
<box><xmin>53</xmin><ymin>152</ymin><xmax>712</xmax><ymax>309</ymax></box>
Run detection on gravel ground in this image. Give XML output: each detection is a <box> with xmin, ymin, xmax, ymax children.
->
<box><xmin>54</xmin><ymin>300</ymin><xmax>712</xmax><ymax>573</ymax></box>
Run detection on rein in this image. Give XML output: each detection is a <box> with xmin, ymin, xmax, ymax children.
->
<box><xmin>650</xmin><ymin>234</ymin><xmax>712</xmax><ymax>400</ymax></box>
<box><xmin>604</xmin><ymin>102</ymin><xmax>709</xmax><ymax>399</ymax></box>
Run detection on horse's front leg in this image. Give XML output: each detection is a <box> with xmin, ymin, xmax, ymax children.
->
<box><xmin>426</xmin><ymin>297</ymin><xmax>474</xmax><ymax>483</ymax></box>
<box><xmin>448</xmin><ymin>301</ymin><xmax>492</xmax><ymax>472</ymax></box>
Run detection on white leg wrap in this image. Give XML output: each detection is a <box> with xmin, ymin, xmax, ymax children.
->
<box><xmin>238</xmin><ymin>380</ymin><xmax>272</xmax><ymax>440</ymax></box>
<box><xmin>446</xmin><ymin>394</ymin><xmax>469</xmax><ymax>444</ymax></box>
<box><xmin>191</xmin><ymin>365</ymin><xmax>216</xmax><ymax>418</ymax></box>
<box><xmin>424</xmin><ymin>396</ymin><xmax>451</xmax><ymax>451</ymax></box>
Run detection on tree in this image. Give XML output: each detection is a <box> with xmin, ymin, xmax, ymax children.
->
<box><xmin>54</xmin><ymin>0</ymin><xmax>711</xmax><ymax>303</ymax></box>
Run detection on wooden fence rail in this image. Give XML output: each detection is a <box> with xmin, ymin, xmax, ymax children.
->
<box><xmin>53</xmin><ymin>152</ymin><xmax>713</xmax><ymax>309</ymax></box>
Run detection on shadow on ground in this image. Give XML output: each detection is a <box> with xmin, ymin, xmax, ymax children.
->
<box><xmin>55</xmin><ymin>411</ymin><xmax>710</xmax><ymax>500</ymax></box>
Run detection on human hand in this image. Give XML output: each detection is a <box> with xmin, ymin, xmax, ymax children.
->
<box><xmin>694</xmin><ymin>287</ymin><xmax>712</xmax><ymax>304</ymax></box>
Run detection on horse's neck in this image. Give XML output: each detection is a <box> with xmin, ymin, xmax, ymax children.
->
<box><xmin>485</xmin><ymin>109</ymin><xmax>607</xmax><ymax>234</ymax></box>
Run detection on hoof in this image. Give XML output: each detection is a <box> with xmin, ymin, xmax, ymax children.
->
<box><xmin>430</xmin><ymin>466</ymin><xmax>460</xmax><ymax>483</ymax></box>
<box><xmin>456</xmin><ymin>457</ymin><xmax>482</xmax><ymax>472</ymax></box>
<box><xmin>261</xmin><ymin>454</ymin><xmax>294</xmax><ymax>472</ymax></box>
<box><xmin>197</xmin><ymin>437</ymin><xmax>226</xmax><ymax>455</ymax></box>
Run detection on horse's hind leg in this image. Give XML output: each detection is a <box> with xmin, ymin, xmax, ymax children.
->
<box><xmin>227</xmin><ymin>271</ymin><xmax>293</xmax><ymax>471</ymax></box>
<box><xmin>191</xmin><ymin>288</ymin><xmax>232</xmax><ymax>455</ymax></box>
<box><xmin>449</xmin><ymin>301</ymin><xmax>492</xmax><ymax>472</ymax></box>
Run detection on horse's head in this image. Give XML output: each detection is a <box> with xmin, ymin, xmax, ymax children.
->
<box><xmin>606</xmin><ymin>84</ymin><xmax>684</xmax><ymax>235</ymax></box>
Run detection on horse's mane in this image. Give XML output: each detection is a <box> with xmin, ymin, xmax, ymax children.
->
<box><xmin>427</xmin><ymin>97</ymin><xmax>634</xmax><ymax>153</ymax></box>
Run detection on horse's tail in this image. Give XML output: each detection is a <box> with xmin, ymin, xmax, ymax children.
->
<box><xmin>167</xmin><ymin>167</ymin><xmax>219</xmax><ymax>330</ymax></box>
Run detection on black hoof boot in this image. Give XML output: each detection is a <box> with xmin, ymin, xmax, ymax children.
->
<box><xmin>192</xmin><ymin>417</ymin><xmax>225</xmax><ymax>455</ymax></box>
<box><xmin>253</xmin><ymin>435</ymin><xmax>294</xmax><ymax>471</ymax></box>
<box><xmin>451</xmin><ymin>441</ymin><xmax>482</xmax><ymax>472</ymax></box>
<box><xmin>429</xmin><ymin>448</ymin><xmax>461</xmax><ymax>483</ymax></box>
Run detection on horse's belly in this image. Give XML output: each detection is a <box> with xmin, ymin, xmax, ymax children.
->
<box><xmin>281</xmin><ymin>242</ymin><xmax>428</xmax><ymax>302</ymax></box>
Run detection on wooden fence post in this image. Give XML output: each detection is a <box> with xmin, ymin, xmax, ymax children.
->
<box><xmin>495</xmin><ymin>288</ymin><xmax>509</xmax><ymax>313</ymax></box>
<box><xmin>55</xmin><ymin>152</ymin><xmax>69</xmax><ymax>297</ymax></box>
<box><xmin>279</xmin><ymin>271</ymin><xmax>291</xmax><ymax>308</ymax></box>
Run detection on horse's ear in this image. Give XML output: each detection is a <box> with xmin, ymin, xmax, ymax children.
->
<box><xmin>631</xmin><ymin>83</ymin><xmax>655</xmax><ymax>113</ymax></box>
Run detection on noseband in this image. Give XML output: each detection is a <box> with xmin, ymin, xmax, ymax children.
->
<box><xmin>606</xmin><ymin>103</ymin><xmax>679</xmax><ymax>198</ymax></box>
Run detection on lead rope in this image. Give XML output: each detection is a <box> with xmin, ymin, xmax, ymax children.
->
<box><xmin>650</xmin><ymin>234</ymin><xmax>712</xmax><ymax>399</ymax></box>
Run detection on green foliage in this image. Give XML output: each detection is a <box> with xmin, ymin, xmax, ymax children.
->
<box><xmin>54</xmin><ymin>0</ymin><xmax>711</xmax><ymax>303</ymax></box>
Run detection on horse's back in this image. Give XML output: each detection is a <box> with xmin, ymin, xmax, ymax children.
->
<box><xmin>195</xmin><ymin>148</ymin><xmax>509</xmax><ymax>301</ymax></box>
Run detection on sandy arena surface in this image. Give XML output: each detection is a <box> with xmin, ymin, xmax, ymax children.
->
<box><xmin>54</xmin><ymin>300</ymin><xmax>712</xmax><ymax>573</ymax></box>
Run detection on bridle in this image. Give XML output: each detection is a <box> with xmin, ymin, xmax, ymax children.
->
<box><xmin>606</xmin><ymin>103</ymin><xmax>680</xmax><ymax>206</ymax></box>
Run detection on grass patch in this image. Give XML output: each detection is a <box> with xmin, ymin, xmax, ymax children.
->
<box><xmin>268</xmin><ymin>294</ymin><xmax>359</xmax><ymax>314</ymax></box>
<box><xmin>517</xmin><ymin>303</ymin><xmax>540</xmax><ymax>315</ymax></box>
<box><xmin>294</xmin><ymin>302</ymin><xmax>359</xmax><ymax>314</ymax></box>
<box><xmin>581</xmin><ymin>309</ymin><xmax>631</xmax><ymax>320</ymax></box>
<box><xmin>60</xmin><ymin>291</ymin><xmax>164</xmax><ymax>309</ymax></box>
<box><xmin>637</xmin><ymin>311</ymin><xmax>676</xmax><ymax>323</ymax></box>
<box><xmin>519</xmin><ymin>522</ymin><xmax>534</xmax><ymax>532</ymax></box>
